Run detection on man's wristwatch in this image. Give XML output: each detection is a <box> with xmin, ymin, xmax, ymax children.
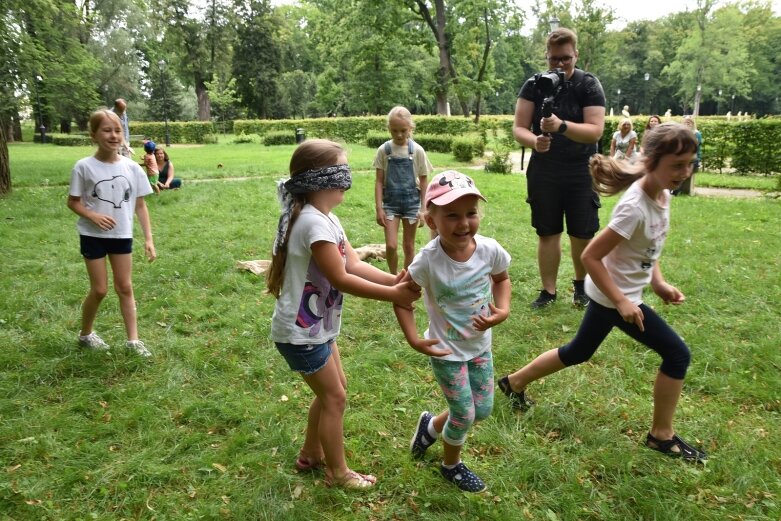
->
<box><xmin>557</xmin><ymin>121</ymin><xmax>568</xmax><ymax>134</ymax></box>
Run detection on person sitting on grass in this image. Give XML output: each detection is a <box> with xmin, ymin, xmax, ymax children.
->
<box><xmin>153</xmin><ymin>146</ymin><xmax>183</xmax><ymax>190</ymax></box>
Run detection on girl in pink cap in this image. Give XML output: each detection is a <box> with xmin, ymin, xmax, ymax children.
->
<box><xmin>395</xmin><ymin>170</ymin><xmax>512</xmax><ymax>493</ymax></box>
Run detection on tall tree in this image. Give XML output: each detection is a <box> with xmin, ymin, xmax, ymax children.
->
<box><xmin>663</xmin><ymin>1</ymin><xmax>753</xmax><ymax>116</ymax></box>
<box><xmin>159</xmin><ymin>0</ymin><xmax>234</xmax><ymax>120</ymax></box>
<box><xmin>232</xmin><ymin>0</ymin><xmax>281</xmax><ymax>119</ymax></box>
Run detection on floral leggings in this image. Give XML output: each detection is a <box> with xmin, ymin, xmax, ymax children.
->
<box><xmin>430</xmin><ymin>351</ymin><xmax>494</xmax><ymax>446</ymax></box>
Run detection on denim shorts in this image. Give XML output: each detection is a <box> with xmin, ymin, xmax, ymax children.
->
<box><xmin>80</xmin><ymin>235</ymin><xmax>133</xmax><ymax>259</ymax></box>
<box><xmin>275</xmin><ymin>339</ymin><xmax>334</xmax><ymax>375</ymax></box>
<box><xmin>383</xmin><ymin>190</ymin><xmax>420</xmax><ymax>222</ymax></box>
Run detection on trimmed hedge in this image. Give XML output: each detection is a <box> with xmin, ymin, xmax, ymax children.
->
<box><xmin>236</xmin><ymin>115</ymin><xmax>513</xmax><ymax>145</ymax></box>
<box><xmin>263</xmin><ymin>131</ymin><xmax>296</xmax><ymax>146</ymax></box>
<box><xmin>602</xmin><ymin>116</ymin><xmax>781</xmax><ymax>175</ymax></box>
<box><xmin>128</xmin><ymin>121</ymin><xmax>215</xmax><ymax>144</ymax></box>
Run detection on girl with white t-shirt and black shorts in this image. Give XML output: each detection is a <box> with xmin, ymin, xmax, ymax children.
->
<box><xmin>499</xmin><ymin>123</ymin><xmax>708</xmax><ymax>463</ymax></box>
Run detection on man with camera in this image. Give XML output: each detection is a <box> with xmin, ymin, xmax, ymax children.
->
<box><xmin>513</xmin><ymin>27</ymin><xmax>605</xmax><ymax>309</ymax></box>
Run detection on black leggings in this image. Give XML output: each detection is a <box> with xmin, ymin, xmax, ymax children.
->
<box><xmin>558</xmin><ymin>300</ymin><xmax>691</xmax><ymax>379</ymax></box>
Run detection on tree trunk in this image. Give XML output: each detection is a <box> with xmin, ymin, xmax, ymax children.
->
<box><xmin>413</xmin><ymin>0</ymin><xmax>451</xmax><ymax>116</ymax></box>
<box><xmin>472</xmin><ymin>9</ymin><xmax>492</xmax><ymax>125</ymax></box>
<box><xmin>195</xmin><ymin>75</ymin><xmax>211</xmax><ymax>121</ymax></box>
<box><xmin>0</xmin><ymin>120</ymin><xmax>11</xmax><ymax>195</ymax></box>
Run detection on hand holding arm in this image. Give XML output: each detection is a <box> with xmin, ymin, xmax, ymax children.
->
<box><xmin>313</xmin><ymin>241</ymin><xmax>419</xmax><ymax>307</ymax></box>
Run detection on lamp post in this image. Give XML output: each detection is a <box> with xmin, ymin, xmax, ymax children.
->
<box><xmin>34</xmin><ymin>75</ymin><xmax>46</xmax><ymax>144</ymax></box>
<box><xmin>616</xmin><ymin>88</ymin><xmax>621</xmax><ymax>116</ymax></box>
<box><xmin>158</xmin><ymin>60</ymin><xmax>171</xmax><ymax>147</ymax></box>
<box><xmin>731</xmin><ymin>94</ymin><xmax>736</xmax><ymax>114</ymax></box>
<box><xmin>548</xmin><ymin>16</ymin><xmax>560</xmax><ymax>32</ymax></box>
<box><xmin>718</xmin><ymin>88</ymin><xmax>722</xmax><ymax>115</ymax></box>
<box><xmin>644</xmin><ymin>73</ymin><xmax>650</xmax><ymax>114</ymax></box>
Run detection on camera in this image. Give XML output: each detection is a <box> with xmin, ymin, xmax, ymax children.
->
<box><xmin>533</xmin><ymin>68</ymin><xmax>568</xmax><ymax>118</ymax></box>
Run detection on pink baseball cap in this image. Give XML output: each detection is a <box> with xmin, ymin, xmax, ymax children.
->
<box><xmin>425</xmin><ymin>170</ymin><xmax>486</xmax><ymax>208</ymax></box>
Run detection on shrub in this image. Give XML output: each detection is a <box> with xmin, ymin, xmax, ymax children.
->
<box><xmin>129</xmin><ymin>121</ymin><xmax>215</xmax><ymax>144</ymax></box>
<box><xmin>411</xmin><ymin>133</ymin><xmax>453</xmax><ymax>153</ymax></box>
<box><xmin>49</xmin><ymin>134</ymin><xmax>92</xmax><ymax>146</ymax></box>
<box><xmin>263</xmin><ymin>131</ymin><xmax>296</xmax><ymax>146</ymax></box>
<box><xmin>201</xmin><ymin>133</ymin><xmax>219</xmax><ymax>144</ymax></box>
<box><xmin>451</xmin><ymin>135</ymin><xmax>485</xmax><ymax>162</ymax></box>
<box><xmin>365</xmin><ymin>131</ymin><xmax>388</xmax><ymax>149</ymax></box>
<box><xmin>233</xmin><ymin>132</ymin><xmax>258</xmax><ymax>144</ymax></box>
<box><xmin>484</xmin><ymin>146</ymin><xmax>513</xmax><ymax>174</ymax></box>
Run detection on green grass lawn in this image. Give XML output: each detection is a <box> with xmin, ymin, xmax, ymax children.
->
<box><xmin>1</xmin><ymin>144</ymin><xmax>780</xmax><ymax>520</ymax></box>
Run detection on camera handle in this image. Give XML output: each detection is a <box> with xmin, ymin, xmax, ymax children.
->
<box><xmin>541</xmin><ymin>96</ymin><xmax>556</xmax><ymax>136</ymax></box>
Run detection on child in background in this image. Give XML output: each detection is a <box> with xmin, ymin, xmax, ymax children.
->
<box><xmin>674</xmin><ymin>116</ymin><xmax>702</xmax><ymax>195</ymax></box>
<box><xmin>498</xmin><ymin>123</ymin><xmax>708</xmax><ymax>463</ymax></box>
<box><xmin>373</xmin><ymin>106</ymin><xmax>433</xmax><ymax>274</ymax></box>
<box><xmin>396</xmin><ymin>171</ymin><xmax>511</xmax><ymax>493</ymax></box>
<box><xmin>143</xmin><ymin>140</ymin><xmax>161</xmax><ymax>194</ymax></box>
<box><xmin>267</xmin><ymin>139</ymin><xmax>444</xmax><ymax>489</ymax></box>
<box><xmin>67</xmin><ymin>109</ymin><xmax>156</xmax><ymax>357</ymax></box>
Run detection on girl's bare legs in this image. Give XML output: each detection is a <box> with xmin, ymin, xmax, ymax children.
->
<box><xmin>383</xmin><ymin>217</ymin><xmax>401</xmax><ymax>274</ymax></box>
<box><xmin>108</xmin><ymin>253</ymin><xmax>137</xmax><ymax>340</ymax></box>
<box><xmin>300</xmin><ymin>342</ymin><xmax>347</xmax><ymax>465</ymax></box>
<box><xmin>81</xmin><ymin>258</ymin><xmax>109</xmax><ymax>335</ymax></box>
<box><xmin>301</xmin><ymin>340</ymin><xmax>372</xmax><ymax>483</ymax></box>
<box><xmin>400</xmin><ymin>218</ymin><xmax>418</xmax><ymax>271</ymax></box>
<box><xmin>649</xmin><ymin>372</ymin><xmax>683</xmax><ymax>442</ymax></box>
<box><xmin>506</xmin><ymin>348</ymin><xmax>566</xmax><ymax>392</ymax></box>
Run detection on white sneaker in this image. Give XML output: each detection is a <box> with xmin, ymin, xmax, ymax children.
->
<box><xmin>126</xmin><ymin>340</ymin><xmax>152</xmax><ymax>357</ymax></box>
<box><xmin>79</xmin><ymin>332</ymin><xmax>109</xmax><ymax>350</ymax></box>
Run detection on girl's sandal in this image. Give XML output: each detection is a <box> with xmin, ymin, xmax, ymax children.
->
<box><xmin>646</xmin><ymin>432</ymin><xmax>708</xmax><ymax>463</ymax></box>
<box><xmin>324</xmin><ymin>470</ymin><xmax>377</xmax><ymax>489</ymax></box>
<box><xmin>295</xmin><ymin>452</ymin><xmax>325</xmax><ymax>471</ymax></box>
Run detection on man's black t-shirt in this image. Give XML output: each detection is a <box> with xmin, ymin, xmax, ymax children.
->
<box><xmin>519</xmin><ymin>68</ymin><xmax>606</xmax><ymax>162</ymax></box>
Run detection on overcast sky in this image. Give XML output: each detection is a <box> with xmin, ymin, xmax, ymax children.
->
<box><xmin>270</xmin><ymin>0</ymin><xmax>781</xmax><ymax>31</ymax></box>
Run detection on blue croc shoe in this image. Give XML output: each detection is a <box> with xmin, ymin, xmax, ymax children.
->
<box><xmin>440</xmin><ymin>462</ymin><xmax>486</xmax><ymax>493</ymax></box>
<box><xmin>410</xmin><ymin>411</ymin><xmax>437</xmax><ymax>459</ymax></box>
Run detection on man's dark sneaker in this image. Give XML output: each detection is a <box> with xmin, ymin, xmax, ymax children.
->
<box><xmin>440</xmin><ymin>462</ymin><xmax>486</xmax><ymax>493</ymax></box>
<box><xmin>410</xmin><ymin>411</ymin><xmax>437</xmax><ymax>459</ymax></box>
<box><xmin>498</xmin><ymin>376</ymin><xmax>535</xmax><ymax>411</ymax></box>
<box><xmin>531</xmin><ymin>289</ymin><xmax>556</xmax><ymax>309</ymax></box>
<box><xmin>572</xmin><ymin>279</ymin><xmax>590</xmax><ymax>308</ymax></box>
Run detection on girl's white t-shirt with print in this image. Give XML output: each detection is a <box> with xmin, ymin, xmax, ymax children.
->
<box><xmin>408</xmin><ymin>234</ymin><xmax>511</xmax><ymax>362</ymax></box>
<box><xmin>585</xmin><ymin>181</ymin><xmax>670</xmax><ymax>307</ymax></box>
<box><xmin>69</xmin><ymin>156</ymin><xmax>152</xmax><ymax>239</ymax></box>
<box><xmin>271</xmin><ymin>205</ymin><xmax>346</xmax><ymax>345</ymax></box>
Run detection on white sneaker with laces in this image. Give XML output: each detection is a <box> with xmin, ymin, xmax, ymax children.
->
<box><xmin>79</xmin><ymin>332</ymin><xmax>109</xmax><ymax>350</ymax></box>
<box><xmin>126</xmin><ymin>340</ymin><xmax>152</xmax><ymax>357</ymax></box>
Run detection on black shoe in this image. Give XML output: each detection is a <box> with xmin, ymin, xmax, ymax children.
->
<box><xmin>531</xmin><ymin>289</ymin><xmax>556</xmax><ymax>309</ymax></box>
<box><xmin>645</xmin><ymin>432</ymin><xmax>708</xmax><ymax>463</ymax></box>
<box><xmin>572</xmin><ymin>280</ymin><xmax>590</xmax><ymax>308</ymax></box>
<box><xmin>440</xmin><ymin>462</ymin><xmax>486</xmax><ymax>493</ymax></box>
<box><xmin>498</xmin><ymin>376</ymin><xmax>535</xmax><ymax>411</ymax></box>
<box><xmin>410</xmin><ymin>411</ymin><xmax>437</xmax><ymax>459</ymax></box>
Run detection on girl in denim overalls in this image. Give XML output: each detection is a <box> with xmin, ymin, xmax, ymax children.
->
<box><xmin>373</xmin><ymin>106</ymin><xmax>433</xmax><ymax>274</ymax></box>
